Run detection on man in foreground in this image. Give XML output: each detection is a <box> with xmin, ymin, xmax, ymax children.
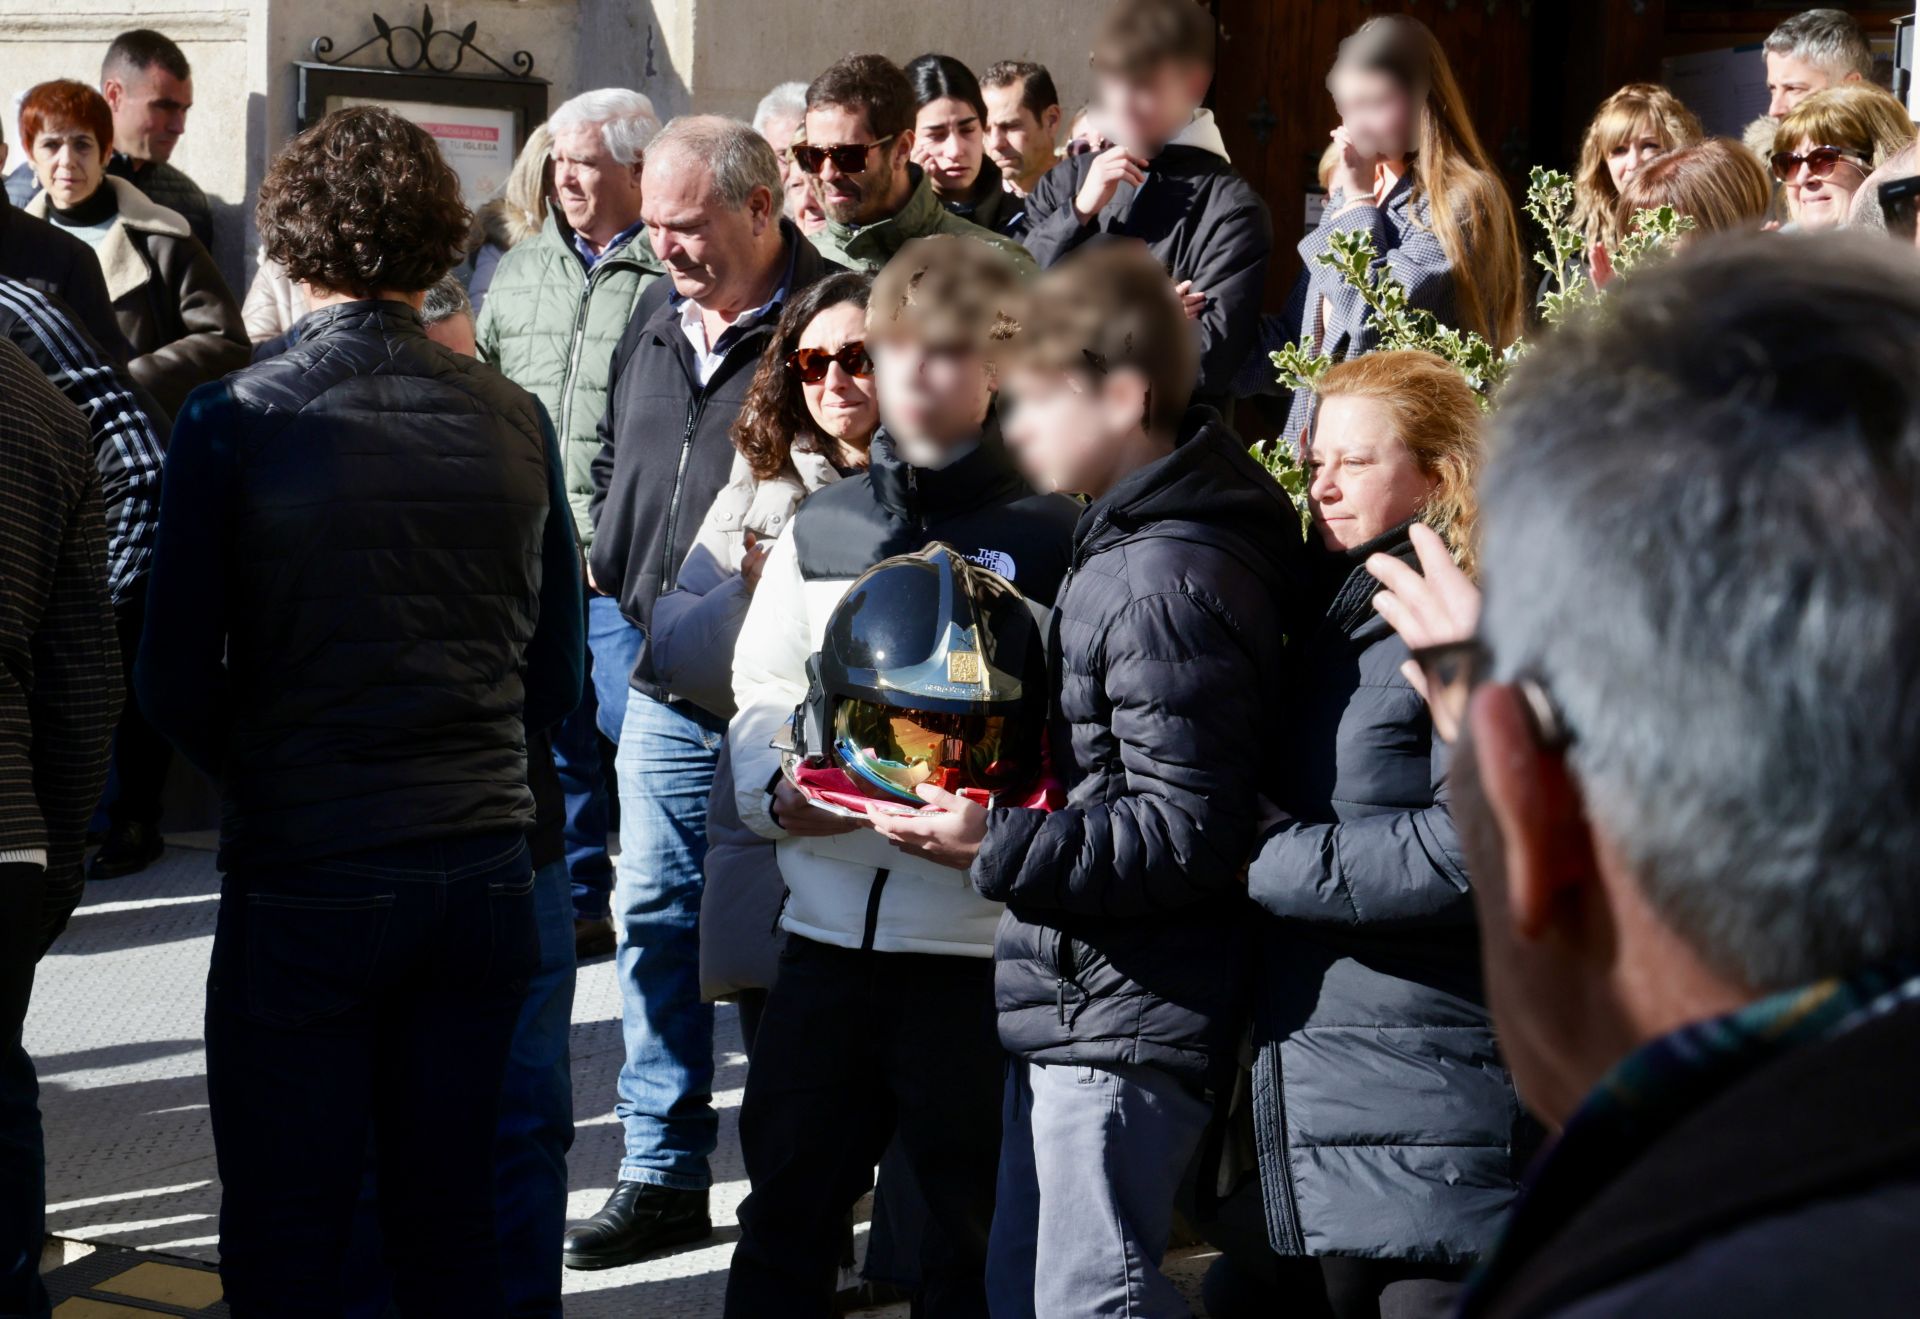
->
<box><xmin>1440</xmin><ymin>233</ymin><xmax>1920</xmax><ymax>1317</ymax></box>
<box><xmin>137</xmin><ymin>107</ymin><xmax>582</xmax><ymax>1315</ymax></box>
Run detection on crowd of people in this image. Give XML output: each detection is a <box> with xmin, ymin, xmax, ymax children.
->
<box><xmin>2</xmin><ymin>3</ymin><xmax>1919</xmax><ymax>1318</ymax></box>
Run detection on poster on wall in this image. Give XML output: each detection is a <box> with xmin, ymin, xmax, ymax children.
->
<box><xmin>331</xmin><ymin>96</ymin><xmax>517</xmax><ymax>206</ymax></box>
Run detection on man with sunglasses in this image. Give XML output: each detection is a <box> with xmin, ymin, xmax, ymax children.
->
<box><xmin>797</xmin><ymin>53</ymin><xmax>1035</xmax><ymax>277</ymax></box>
<box><xmin>1414</xmin><ymin>234</ymin><xmax>1920</xmax><ymax>1319</ymax></box>
<box><xmin>569</xmin><ymin>114</ymin><xmax>847</xmax><ymax>1272</ymax></box>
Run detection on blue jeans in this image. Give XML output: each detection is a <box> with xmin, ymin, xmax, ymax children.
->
<box><xmin>551</xmin><ymin>695</ymin><xmax>614</xmax><ymax>923</ymax></box>
<box><xmin>613</xmin><ymin>690</ymin><xmax>722</xmax><ymax>1189</ymax></box>
<box><xmin>588</xmin><ymin>594</ymin><xmax>643</xmax><ymax>744</ymax></box>
<box><xmin>206</xmin><ymin>832</ymin><xmax>537</xmax><ymax>1319</ymax></box>
<box><xmin>493</xmin><ymin>857</ymin><xmax>578</xmax><ymax>1315</ymax></box>
<box><xmin>341</xmin><ymin>859</ymin><xmax>578</xmax><ymax>1319</ymax></box>
<box><xmin>986</xmin><ymin>1060</ymin><xmax>1210</xmax><ymax>1319</ymax></box>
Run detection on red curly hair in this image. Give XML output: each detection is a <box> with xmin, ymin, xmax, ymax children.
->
<box><xmin>20</xmin><ymin>80</ymin><xmax>114</xmax><ymax>156</ymax></box>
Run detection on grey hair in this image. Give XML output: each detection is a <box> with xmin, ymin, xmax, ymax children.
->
<box><xmin>752</xmin><ymin>81</ymin><xmax>809</xmax><ymax>139</ymax></box>
<box><xmin>1478</xmin><ymin>232</ymin><xmax>1920</xmax><ymax>993</ymax></box>
<box><xmin>646</xmin><ymin>114</ymin><xmax>782</xmax><ymax>210</ymax></box>
<box><xmin>1764</xmin><ymin>8</ymin><xmax>1873</xmax><ymax>80</ymax></box>
<box><xmin>420</xmin><ymin>272</ymin><xmax>473</xmax><ymax>327</ymax></box>
<box><xmin>548</xmin><ymin>87</ymin><xmax>661</xmax><ymax>166</ymax></box>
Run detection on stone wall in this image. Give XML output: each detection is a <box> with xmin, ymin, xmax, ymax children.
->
<box><xmin>0</xmin><ymin>0</ymin><xmax>1105</xmax><ymax>290</ymax></box>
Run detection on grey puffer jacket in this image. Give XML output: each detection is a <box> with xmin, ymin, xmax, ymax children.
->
<box><xmin>972</xmin><ymin>411</ymin><xmax>1308</xmax><ymax>1086</ymax></box>
<box><xmin>1245</xmin><ymin>527</ymin><xmax>1521</xmax><ymax>1263</ymax></box>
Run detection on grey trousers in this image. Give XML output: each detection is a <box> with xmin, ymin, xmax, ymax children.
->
<box><xmin>986</xmin><ymin>1059</ymin><xmax>1211</xmax><ymax>1319</ymax></box>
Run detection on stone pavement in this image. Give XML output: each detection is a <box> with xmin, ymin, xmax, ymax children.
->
<box><xmin>27</xmin><ymin>837</ymin><xmax>1216</xmax><ymax>1315</ymax></box>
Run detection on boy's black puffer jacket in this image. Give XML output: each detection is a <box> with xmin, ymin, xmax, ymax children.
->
<box><xmin>970</xmin><ymin>408</ymin><xmax>1309</xmax><ymax>1085</ymax></box>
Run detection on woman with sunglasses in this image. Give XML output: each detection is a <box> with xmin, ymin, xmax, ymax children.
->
<box><xmin>646</xmin><ymin>270</ymin><xmax>878</xmax><ymax>1046</ymax></box>
<box><xmin>1205</xmin><ymin>350</ymin><xmax>1523</xmax><ymax>1319</ymax></box>
<box><xmin>1771</xmin><ymin>83</ymin><xmax>1917</xmax><ymax>232</ymax></box>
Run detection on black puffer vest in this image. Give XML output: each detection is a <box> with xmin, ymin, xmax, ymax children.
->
<box><xmin>217</xmin><ymin>300</ymin><xmax>551</xmax><ymax>865</ymax></box>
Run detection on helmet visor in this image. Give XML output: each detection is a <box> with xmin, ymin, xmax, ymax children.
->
<box><xmin>832</xmin><ymin>699</ymin><xmax>1032</xmax><ymax>807</ymax></box>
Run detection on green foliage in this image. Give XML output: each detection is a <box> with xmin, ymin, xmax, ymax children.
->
<box><xmin>1249</xmin><ymin>437</ymin><xmax>1312</xmax><ymax>535</ymax></box>
<box><xmin>1526</xmin><ymin>166</ymin><xmax>1593</xmax><ymax>326</ymax></box>
<box><xmin>1265</xmin><ymin>227</ymin><xmax>1514</xmax><ymax>415</ymax></box>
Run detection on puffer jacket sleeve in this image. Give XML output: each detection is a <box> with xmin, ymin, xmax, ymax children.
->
<box><xmin>727</xmin><ymin>532</ymin><xmax>810</xmax><ymax>839</ymax></box>
<box><xmin>1304</xmin><ymin>191</ymin><xmax>1453</xmax><ymax>362</ymax></box>
<box><xmin>131</xmin><ymin>235</ymin><xmax>249</xmax><ymax>417</ymax></box>
<box><xmin>1245</xmin><ymin>728</ymin><xmax>1471</xmax><ymax>927</ymax></box>
<box><xmin>1187</xmin><ymin>184</ymin><xmax>1273</xmax><ymax>397</ymax></box>
<box><xmin>972</xmin><ymin>590</ymin><xmax>1264</xmax><ymax>915</ymax></box>
<box><xmin>1018</xmin><ymin>156</ymin><xmax>1095</xmax><ymax>269</ymax></box>
<box><xmin>649</xmin><ymin>495</ymin><xmax>751</xmax><ymax>718</ymax></box>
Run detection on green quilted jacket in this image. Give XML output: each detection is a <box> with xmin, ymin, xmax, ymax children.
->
<box><xmin>808</xmin><ymin>167</ymin><xmax>1036</xmax><ymax>277</ymax></box>
<box><xmin>476</xmin><ymin>210</ymin><xmax>664</xmax><ymax>545</ymax></box>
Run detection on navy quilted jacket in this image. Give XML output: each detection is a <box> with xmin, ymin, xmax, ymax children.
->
<box><xmin>971</xmin><ymin>410</ymin><xmax>1309</xmax><ymax>1084</ymax></box>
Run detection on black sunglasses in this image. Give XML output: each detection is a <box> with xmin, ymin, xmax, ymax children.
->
<box><xmin>1408</xmin><ymin>637</ymin><xmax>1570</xmax><ymax>749</ymax></box>
<box><xmin>1769</xmin><ymin>144</ymin><xmax>1867</xmax><ymax>183</ymax></box>
<box><xmin>790</xmin><ymin>134</ymin><xmax>896</xmax><ymax>176</ymax></box>
<box><xmin>787</xmin><ymin>341</ymin><xmax>873</xmax><ymax>384</ymax></box>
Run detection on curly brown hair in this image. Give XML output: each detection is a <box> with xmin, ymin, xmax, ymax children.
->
<box><xmin>257</xmin><ymin>106</ymin><xmax>471</xmax><ymax>298</ymax></box>
<box><xmin>732</xmin><ymin>271</ymin><xmax>872</xmax><ymax>481</ymax></box>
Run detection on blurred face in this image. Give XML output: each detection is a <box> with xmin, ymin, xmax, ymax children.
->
<box><xmin>102</xmin><ymin>65</ymin><xmax>192</xmax><ymax>163</ymax></box>
<box><xmin>1330</xmin><ymin>66</ymin><xmax>1416</xmax><ymax>161</ymax></box>
<box><xmin>29</xmin><ymin>119</ymin><xmax>107</xmax><ymax>210</ymax></box>
<box><xmin>1002</xmin><ymin>364</ymin><xmax>1150</xmax><ymax>495</ymax></box>
<box><xmin>795</xmin><ymin>302</ymin><xmax>879</xmax><ymax>445</ymax></box>
<box><xmin>983</xmin><ymin>81</ymin><xmax>1059</xmax><ymax>191</ymax></box>
<box><xmin>1097</xmin><ymin>59</ymin><xmax>1209</xmax><ymax>153</ymax></box>
<box><xmin>1765</xmin><ymin>52</ymin><xmax>1861</xmax><ymax>119</ymax></box>
<box><xmin>1606</xmin><ymin>120</ymin><xmax>1667</xmax><ymax>193</ymax></box>
<box><xmin>912</xmin><ymin>95</ymin><xmax>984</xmax><ymax>200</ymax></box>
<box><xmin>549</xmin><ymin>123</ymin><xmax>645</xmax><ymax>246</ymax></box>
<box><xmin>1780</xmin><ymin>135</ymin><xmax>1869</xmax><ymax>232</ymax></box>
<box><xmin>760</xmin><ymin>110</ymin><xmax>801</xmax><ymax>183</ymax></box>
<box><xmin>801</xmin><ymin>104</ymin><xmax>913</xmax><ymax>226</ymax></box>
<box><xmin>784</xmin><ymin>168</ymin><xmax>827</xmax><ymax>234</ymax></box>
<box><xmin>1306</xmin><ymin>395</ymin><xmax>1437</xmax><ymax>551</ymax></box>
<box><xmin>642</xmin><ymin>153</ymin><xmax>778</xmax><ymax>311</ymax></box>
<box><xmin>425</xmin><ymin>311</ymin><xmax>477</xmax><ymax>357</ymax></box>
<box><xmin>871</xmin><ymin>336</ymin><xmax>993</xmax><ymax>455</ymax></box>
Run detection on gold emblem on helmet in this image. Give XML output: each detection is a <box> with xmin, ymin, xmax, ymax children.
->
<box><xmin>947</xmin><ymin>651</ymin><xmax>983</xmax><ymax>684</ymax></box>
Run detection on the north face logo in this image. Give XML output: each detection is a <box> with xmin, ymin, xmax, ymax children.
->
<box><xmin>964</xmin><ymin>548</ymin><xmax>1017</xmax><ymax>580</ymax></box>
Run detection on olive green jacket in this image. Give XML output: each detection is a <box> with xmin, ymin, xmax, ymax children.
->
<box><xmin>808</xmin><ymin>167</ymin><xmax>1036</xmax><ymax>277</ymax></box>
<box><xmin>475</xmin><ymin>209</ymin><xmax>663</xmax><ymax>545</ymax></box>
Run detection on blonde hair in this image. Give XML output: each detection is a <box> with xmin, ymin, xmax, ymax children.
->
<box><xmin>1774</xmin><ymin>83</ymin><xmax>1917</xmax><ymax>170</ymax></box>
<box><xmin>472</xmin><ymin>123</ymin><xmax>555</xmax><ymax>252</ymax></box>
<box><xmin>1314</xmin><ymin>350</ymin><xmax>1483</xmax><ymax>576</ymax></box>
<box><xmin>1617</xmin><ymin>137</ymin><xmax>1773</xmax><ymax>238</ymax></box>
<box><xmin>1572</xmin><ymin>84</ymin><xmax>1704</xmax><ymax>248</ymax></box>
<box><xmin>1330</xmin><ymin>16</ymin><xmax>1529</xmax><ymax>350</ymax></box>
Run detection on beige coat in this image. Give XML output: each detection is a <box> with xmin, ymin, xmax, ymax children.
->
<box><xmin>27</xmin><ymin>176</ymin><xmax>248</xmax><ymax>416</ymax></box>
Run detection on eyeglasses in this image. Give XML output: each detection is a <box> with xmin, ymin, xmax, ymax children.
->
<box><xmin>1769</xmin><ymin>144</ymin><xmax>1868</xmax><ymax>183</ymax></box>
<box><xmin>1407</xmin><ymin>637</ymin><xmax>1571</xmax><ymax>750</ymax></box>
<box><xmin>787</xmin><ymin>341</ymin><xmax>873</xmax><ymax>384</ymax></box>
<box><xmin>790</xmin><ymin>134</ymin><xmax>896</xmax><ymax>176</ymax></box>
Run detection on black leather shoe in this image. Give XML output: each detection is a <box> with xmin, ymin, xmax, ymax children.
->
<box><xmin>89</xmin><ymin>823</ymin><xmax>164</xmax><ymax>880</ymax></box>
<box><xmin>562</xmin><ymin>1181</ymin><xmax>711</xmax><ymax>1270</ymax></box>
<box><xmin>574</xmin><ymin>917</ymin><xmax>615</xmax><ymax>961</ymax></box>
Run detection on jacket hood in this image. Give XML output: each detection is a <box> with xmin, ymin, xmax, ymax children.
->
<box><xmin>1078</xmin><ymin>408</ymin><xmax>1304</xmax><ymax>581</ymax></box>
<box><xmin>1166</xmin><ymin>109</ymin><xmax>1230</xmax><ymax>163</ymax></box>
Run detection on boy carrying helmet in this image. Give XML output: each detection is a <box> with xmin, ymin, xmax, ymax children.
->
<box><xmin>724</xmin><ymin>235</ymin><xmax>1077</xmax><ymax>1316</ymax></box>
<box><xmin>870</xmin><ymin>242</ymin><xmax>1310</xmax><ymax>1317</ymax></box>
